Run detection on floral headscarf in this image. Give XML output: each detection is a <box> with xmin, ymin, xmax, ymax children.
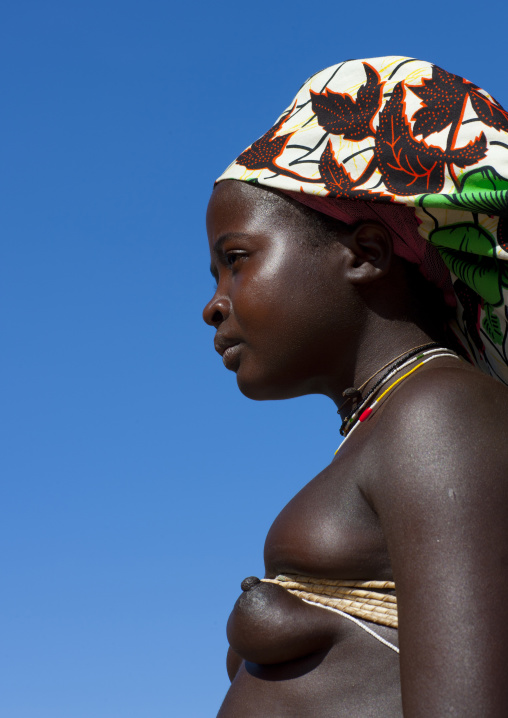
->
<box><xmin>216</xmin><ymin>56</ymin><xmax>508</xmax><ymax>384</ymax></box>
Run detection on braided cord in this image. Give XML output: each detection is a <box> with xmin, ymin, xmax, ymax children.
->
<box><xmin>262</xmin><ymin>574</ymin><xmax>398</xmax><ymax>629</ymax></box>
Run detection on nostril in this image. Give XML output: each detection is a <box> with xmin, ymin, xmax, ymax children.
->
<box><xmin>203</xmin><ymin>295</ymin><xmax>230</xmax><ymax>326</ymax></box>
<box><xmin>203</xmin><ymin>301</ymin><xmax>221</xmax><ymax>326</ymax></box>
<box><xmin>212</xmin><ymin>309</ymin><xmax>224</xmax><ymax>325</ymax></box>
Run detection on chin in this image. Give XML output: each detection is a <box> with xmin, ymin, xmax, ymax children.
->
<box><xmin>236</xmin><ymin>374</ymin><xmax>307</xmax><ymax>402</ymax></box>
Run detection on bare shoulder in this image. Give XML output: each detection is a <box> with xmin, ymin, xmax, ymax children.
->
<box><xmin>370</xmin><ymin>360</ymin><xmax>508</xmax><ymax>494</ymax></box>
<box><xmin>386</xmin><ymin>359</ymin><xmax>508</xmax><ymax>434</ymax></box>
<box><xmin>362</xmin><ymin>360</ymin><xmax>508</xmax><ymax>543</ymax></box>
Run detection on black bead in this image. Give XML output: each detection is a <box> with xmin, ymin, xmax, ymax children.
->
<box><xmin>343</xmin><ymin>387</ymin><xmax>362</xmax><ymax>398</ymax></box>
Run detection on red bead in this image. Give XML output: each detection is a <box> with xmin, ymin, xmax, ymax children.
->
<box><xmin>359</xmin><ymin>407</ymin><xmax>373</xmax><ymax>422</ymax></box>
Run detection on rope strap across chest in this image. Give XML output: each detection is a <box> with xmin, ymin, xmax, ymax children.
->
<box><xmin>262</xmin><ymin>574</ymin><xmax>398</xmax><ymax>629</ymax></box>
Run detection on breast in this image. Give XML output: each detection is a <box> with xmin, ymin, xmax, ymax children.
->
<box><xmin>263</xmin><ymin>457</ymin><xmax>392</xmax><ymax>581</ymax></box>
<box><xmin>226</xmin><ymin>580</ymin><xmax>343</xmax><ymax>664</ymax></box>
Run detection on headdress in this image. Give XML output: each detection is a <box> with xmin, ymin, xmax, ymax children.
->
<box><xmin>216</xmin><ymin>57</ymin><xmax>508</xmax><ymax>384</ymax></box>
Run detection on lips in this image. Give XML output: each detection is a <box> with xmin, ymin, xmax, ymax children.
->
<box><xmin>214</xmin><ymin>335</ymin><xmax>243</xmax><ymax>371</ymax></box>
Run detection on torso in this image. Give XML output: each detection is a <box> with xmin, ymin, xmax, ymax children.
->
<box><xmin>216</xmin><ymin>358</ymin><xmax>508</xmax><ymax>718</ymax></box>
<box><xmin>218</xmin><ymin>407</ymin><xmax>403</xmax><ymax>718</ymax></box>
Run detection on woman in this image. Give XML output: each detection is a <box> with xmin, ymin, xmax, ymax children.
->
<box><xmin>203</xmin><ymin>56</ymin><xmax>508</xmax><ymax>717</ymax></box>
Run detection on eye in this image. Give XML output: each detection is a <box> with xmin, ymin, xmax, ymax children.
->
<box><xmin>225</xmin><ymin>250</ymin><xmax>247</xmax><ymax>268</ymax></box>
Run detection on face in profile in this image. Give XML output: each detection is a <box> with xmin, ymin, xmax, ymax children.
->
<box><xmin>203</xmin><ymin>180</ymin><xmax>360</xmax><ymax>401</ymax></box>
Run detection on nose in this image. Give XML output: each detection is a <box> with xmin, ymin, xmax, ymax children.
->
<box><xmin>202</xmin><ymin>291</ymin><xmax>231</xmax><ymax>327</ymax></box>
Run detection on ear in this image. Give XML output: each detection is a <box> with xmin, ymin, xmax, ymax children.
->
<box><xmin>343</xmin><ymin>222</ymin><xmax>393</xmax><ymax>285</ymax></box>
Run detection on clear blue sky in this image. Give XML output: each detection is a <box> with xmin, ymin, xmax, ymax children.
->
<box><xmin>2</xmin><ymin>2</ymin><xmax>507</xmax><ymax>716</ymax></box>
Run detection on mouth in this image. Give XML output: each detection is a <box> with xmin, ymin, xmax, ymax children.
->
<box><xmin>221</xmin><ymin>343</ymin><xmax>242</xmax><ymax>370</ymax></box>
<box><xmin>214</xmin><ymin>337</ymin><xmax>243</xmax><ymax>371</ymax></box>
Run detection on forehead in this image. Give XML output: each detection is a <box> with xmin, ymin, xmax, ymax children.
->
<box><xmin>206</xmin><ymin>180</ymin><xmax>298</xmax><ymax>241</ymax></box>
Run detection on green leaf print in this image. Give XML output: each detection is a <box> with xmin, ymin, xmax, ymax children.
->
<box><xmin>482</xmin><ymin>304</ymin><xmax>504</xmax><ymax>345</ymax></box>
<box><xmin>419</xmin><ymin>167</ymin><xmax>508</xmax><ymax>213</ymax></box>
<box><xmin>429</xmin><ymin>223</ymin><xmax>497</xmax><ymax>257</ymax></box>
<box><xmin>429</xmin><ymin>223</ymin><xmax>502</xmax><ymax>305</ymax></box>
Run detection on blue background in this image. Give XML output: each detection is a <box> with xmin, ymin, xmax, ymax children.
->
<box><xmin>2</xmin><ymin>1</ymin><xmax>507</xmax><ymax>716</ymax></box>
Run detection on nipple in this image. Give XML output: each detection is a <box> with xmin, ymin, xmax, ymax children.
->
<box><xmin>241</xmin><ymin>576</ymin><xmax>261</xmax><ymax>591</ymax></box>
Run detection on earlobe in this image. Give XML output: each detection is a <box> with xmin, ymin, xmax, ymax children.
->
<box><xmin>344</xmin><ymin>222</ymin><xmax>393</xmax><ymax>285</ymax></box>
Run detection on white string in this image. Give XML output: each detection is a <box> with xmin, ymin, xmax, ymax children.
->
<box><xmin>302</xmin><ymin>599</ymin><xmax>399</xmax><ymax>653</ymax></box>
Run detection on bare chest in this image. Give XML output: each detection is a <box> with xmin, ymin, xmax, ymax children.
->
<box><xmin>263</xmin><ymin>445</ymin><xmax>392</xmax><ymax>581</ymax></box>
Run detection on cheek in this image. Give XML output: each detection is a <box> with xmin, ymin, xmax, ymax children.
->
<box><xmin>234</xmin><ymin>253</ymin><xmax>297</xmax><ymax>324</ymax></box>
<box><xmin>250</xmin><ymin>244</ymin><xmax>296</xmax><ymax>295</ymax></box>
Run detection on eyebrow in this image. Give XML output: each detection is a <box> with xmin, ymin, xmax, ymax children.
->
<box><xmin>209</xmin><ymin>232</ymin><xmax>250</xmax><ymax>279</ymax></box>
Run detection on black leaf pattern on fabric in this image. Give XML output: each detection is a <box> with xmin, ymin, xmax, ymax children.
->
<box><xmin>447</xmin><ymin>134</ymin><xmax>488</xmax><ymax>167</ymax></box>
<box><xmin>310</xmin><ymin>63</ymin><xmax>383</xmax><ymax>141</ymax></box>
<box><xmin>236</xmin><ymin>109</ymin><xmax>295</xmax><ymax>171</ymax></box>
<box><xmin>319</xmin><ymin>141</ymin><xmax>354</xmax><ymax>194</ymax></box>
<box><xmin>409</xmin><ymin>65</ymin><xmax>508</xmax><ymax>137</ymax></box>
<box><xmin>469</xmin><ymin>90</ymin><xmax>508</xmax><ymax>132</ymax></box>
<box><xmin>410</xmin><ymin>66</ymin><xmax>470</xmax><ymax>137</ymax></box>
<box><xmin>319</xmin><ymin>140</ymin><xmax>386</xmax><ymax>199</ymax></box>
<box><xmin>375</xmin><ymin>83</ymin><xmax>487</xmax><ymax>196</ymax></box>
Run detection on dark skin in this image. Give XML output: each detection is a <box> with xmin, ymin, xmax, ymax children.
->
<box><xmin>203</xmin><ymin>180</ymin><xmax>508</xmax><ymax>717</ymax></box>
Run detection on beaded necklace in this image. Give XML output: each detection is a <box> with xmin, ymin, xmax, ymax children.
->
<box><xmin>339</xmin><ymin>343</ymin><xmax>439</xmax><ymax>436</ymax></box>
<box><xmin>335</xmin><ymin>347</ymin><xmax>460</xmax><ymax>454</ymax></box>
<box><xmin>337</xmin><ymin>341</ymin><xmax>439</xmax><ymax>417</ymax></box>
<box><xmin>336</xmin><ymin>348</ymin><xmax>460</xmax><ymax>452</ymax></box>
<box><xmin>349</xmin><ymin>342</ymin><xmax>438</xmax><ymax>397</ymax></box>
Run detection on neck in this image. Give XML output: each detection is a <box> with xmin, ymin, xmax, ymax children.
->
<box><xmin>329</xmin><ymin>317</ymin><xmax>445</xmax><ymax>420</ymax></box>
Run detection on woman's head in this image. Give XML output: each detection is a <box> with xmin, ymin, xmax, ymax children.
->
<box><xmin>204</xmin><ymin>180</ymin><xmax>447</xmax><ymax>401</ymax></box>
<box><xmin>204</xmin><ymin>179</ymin><xmax>360</xmax><ymax>400</ymax></box>
<box><xmin>211</xmin><ymin>56</ymin><xmax>508</xmax><ymax>383</ymax></box>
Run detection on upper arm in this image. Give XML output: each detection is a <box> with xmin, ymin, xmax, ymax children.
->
<box><xmin>371</xmin><ymin>369</ymin><xmax>508</xmax><ymax>717</ymax></box>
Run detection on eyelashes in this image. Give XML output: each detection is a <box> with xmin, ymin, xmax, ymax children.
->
<box><xmin>225</xmin><ymin>250</ymin><xmax>248</xmax><ymax>269</ymax></box>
